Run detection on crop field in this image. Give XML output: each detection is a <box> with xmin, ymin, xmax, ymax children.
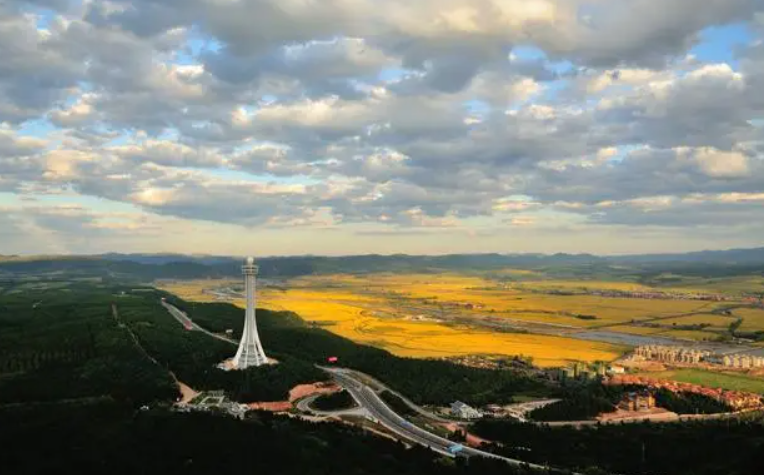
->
<box><xmin>258</xmin><ymin>289</ymin><xmax>624</xmax><ymax>367</ymax></box>
<box><xmin>158</xmin><ymin>273</ymin><xmax>764</xmax><ymax>365</ymax></box>
<box><xmin>736</xmin><ymin>308</ymin><xmax>764</xmax><ymax>332</ymax></box>
<box><xmin>607</xmin><ymin>306</ymin><xmax>764</xmax><ymax>342</ymax></box>
<box><xmin>659</xmin><ymin>329</ymin><xmax>722</xmax><ymax>341</ymax></box>
<box><xmin>160</xmin><ymin>278</ymin><xmax>631</xmax><ymax>366</ymax></box>
<box><xmin>155</xmin><ymin>279</ymin><xmax>237</xmax><ymax>303</ymax></box>
<box><xmin>635</xmin><ymin>369</ymin><xmax>764</xmax><ymax>394</ymax></box>
<box><xmin>512</xmin><ymin>280</ymin><xmax>655</xmax><ymax>292</ymax></box>
<box><xmin>606</xmin><ymin>325</ymin><xmax>670</xmax><ymax>335</ymax></box>
<box><xmin>653</xmin><ymin>275</ymin><xmax>764</xmax><ymax>295</ymax></box>
<box><xmin>659</xmin><ymin>314</ymin><xmax>736</xmax><ymax>327</ymax></box>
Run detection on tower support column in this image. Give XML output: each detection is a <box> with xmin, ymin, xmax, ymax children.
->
<box><xmin>233</xmin><ymin>257</ymin><xmax>268</xmax><ymax>368</ymax></box>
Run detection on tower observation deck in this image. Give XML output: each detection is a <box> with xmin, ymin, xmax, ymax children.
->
<box><xmin>232</xmin><ymin>257</ymin><xmax>268</xmax><ymax>369</ymax></box>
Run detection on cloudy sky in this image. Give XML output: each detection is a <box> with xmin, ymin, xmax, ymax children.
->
<box><xmin>1</xmin><ymin>0</ymin><xmax>764</xmax><ymax>256</ymax></box>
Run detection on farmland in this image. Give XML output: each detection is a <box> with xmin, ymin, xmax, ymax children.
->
<box><xmin>159</xmin><ymin>270</ymin><xmax>764</xmax><ymax>364</ymax></box>
<box><xmin>165</xmin><ymin>274</ymin><xmax>681</xmax><ymax>366</ymax></box>
<box><xmin>0</xmin><ymin>279</ymin><xmax>558</xmax><ymax>407</ymax></box>
<box><xmin>260</xmin><ymin>289</ymin><xmax>629</xmax><ymax>366</ymax></box>
<box><xmin>737</xmin><ymin>308</ymin><xmax>764</xmax><ymax>332</ymax></box>
<box><xmin>163</xmin><ymin>280</ymin><xmax>625</xmax><ymax>366</ymax></box>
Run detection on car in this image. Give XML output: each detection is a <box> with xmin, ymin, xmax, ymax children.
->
<box><xmin>447</xmin><ymin>444</ymin><xmax>464</xmax><ymax>455</ymax></box>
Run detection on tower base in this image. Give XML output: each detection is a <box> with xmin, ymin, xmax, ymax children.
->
<box><xmin>233</xmin><ymin>346</ymin><xmax>268</xmax><ymax>369</ymax></box>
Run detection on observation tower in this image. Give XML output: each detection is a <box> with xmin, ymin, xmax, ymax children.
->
<box><xmin>232</xmin><ymin>257</ymin><xmax>268</xmax><ymax>368</ymax></box>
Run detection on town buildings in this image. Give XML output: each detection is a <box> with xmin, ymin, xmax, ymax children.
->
<box><xmin>606</xmin><ymin>375</ymin><xmax>764</xmax><ymax>411</ymax></box>
<box><xmin>618</xmin><ymin>391</ymin><xmax>656</xmax><ymax>412</ymax></box>
<box><xmin>631</xmin><ymin>345</ymin><xmax>764</xmax><ymax>369</ymax></box>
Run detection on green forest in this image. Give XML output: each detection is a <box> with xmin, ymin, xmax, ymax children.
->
<box><xmin>0</xmin><ymin>282</ymin><xmax>550</xmax><ymax>475</ymax></box>
<box><xmin>0</xmin><ymin>400</ymin><xmax>540</xmax><ymax>475</ymax></box>
<box><xmin>162</xmin><ymin>294</ymin><xmax>553</xmax><ymax>405</ymax></box>
<box><xmin>312</xmin><ymin>390</ymin><xmax>356</xmax><ymax>411</ymax></box>
<box><xmin>2</xmin><ymin>280</ymin><xmax>764</xmax><ymax>475</ymax></box>
<box><xmin>528</xmin><ymin>384</ymin><xmax>732</xmax><ymax>422</ymax></box>
<box><xmin>472</xmin><ymin>417</ymin><xmax>764</xmax><ymax>475</ymax></box>
<box><xmin>0</xmin><ymin>282</ymin><xmax>551</xmax><ymax>407</ymax></box>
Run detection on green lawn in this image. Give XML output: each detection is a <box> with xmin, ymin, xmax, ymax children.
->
<box><xmin>638</xmin><ymin>368</ymin><xmax>764</xmax><ymax>394</ymax></box>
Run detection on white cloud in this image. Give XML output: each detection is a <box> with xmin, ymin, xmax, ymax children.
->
<box><xmin>691</xmin><ymin>148</ymin><xmax>751</xmax><ymax>179</ymax></box>
<box><xmin>1</xmin><ymin>0</ymin><xmax>763</xmax><ymax>253</ymax></box>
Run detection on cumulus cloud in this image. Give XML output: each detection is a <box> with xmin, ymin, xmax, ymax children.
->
<box><xmin>1</xmin><ymin>0</ymin><xmax>764</xmax><ymax>253</ymax></box>
<box><xmin>690</xmin><ymin>148</ymin><xmax>751</xmax><ymax>179</ymax></box>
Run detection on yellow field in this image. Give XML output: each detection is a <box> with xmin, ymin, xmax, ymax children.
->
<box><xmin>159</xmin><ymin>277</ymin><xmax>627</xmax><ymax>367</ymax></box>
<box><xmin>282</xmin><ymin>274</ymin><xmax>719</xmax><ymax>329</ymax></box>
<box><xmin>157</xmin><ymin>279</ymin><xmax>237</xmax><ymax>303</ymax></box>
<box><xmin>157</xmin><ymin>273</ymin><xmax>760</xmax><ymax>366</ymax></box>
<box><xmin>659</xmin><ymin>329</ymin><xmax>721</xmax><ymax>341</ymax></box>
<box><xmin>656</xmin><ymin>275</ymin><xmax>764</xmax><ymax>295</ymax></box>
<box><xmin>513</xmin><ymin>281</ymin><xmax>653</xmax><ymax>292</ymax></box>
<box><xmin>658</xmin><ymin>314</ymin><xmax>733</xmax><ymax>328</ymax></box>
<box><xmin>606</xmin><ymin>325</ymin><xmax>670</xmax><ymax>336</ymax></box>
<box><xmin>497</xmin><ymin>294</ymin><xmax>713</xmax><ymax>328</ymax></box>
<box><xmin>737</xmin><ymin>308</ymin><xmax>764</xmax><ymax>332</ymax></box>
<box><xmin>259</xmin><ymin>288</ymin><xmax>625</xmax><ymax>367</ymax></box>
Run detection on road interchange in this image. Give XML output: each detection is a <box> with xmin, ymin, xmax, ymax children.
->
<box><xmin>161</xmin><ymin>299</ymin><xmax>571</xmax><ymax>472</ymax></box>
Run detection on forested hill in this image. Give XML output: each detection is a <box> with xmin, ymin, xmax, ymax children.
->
<box><xmin>1</xmin><ymin>247</ymin><xmax>764</xmax><ymax>281</ymax></box>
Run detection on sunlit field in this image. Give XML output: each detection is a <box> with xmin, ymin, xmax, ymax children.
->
<box><xmin>279</xmin><ymin>273</ymin><xmax>729</xmax><ymax>331</ymax></box>
<box><xmin>159</xmin><ymin>277</ymin><xmax>626</xmax><ymax>367</ymax></box>
<box><xmin>158</xmin><ymin>272</ymin><xmax>763</xmax><ymax>365</ymax></box>
<box><xmin>606</xmin><ymin>325</ymin><xmax>672</xmax><ymax>336</ymax></box>
<box><xmin>659</xmin><ymin>314</ymin><xmax>736</xmax><ymax>327</ymax></box>
<box><xmin>258</xmin><ymin>289</ymin><xmax>624</xmax><ymax>367</ymax></box>
<box><xmin>737</xmin><ymin>308</ymin><xmax>764</xmax><ymax>332</ymax></box>
<box><xmin>654</xmin><ymin>275</ymin><xmax>764</xmax><ymax>295</ymax></box>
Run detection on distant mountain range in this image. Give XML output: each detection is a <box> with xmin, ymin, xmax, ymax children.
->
<box><xmin>1</xmin><ymin>247</ymin><xmax>764</xmax><ymax>281</ymax></box>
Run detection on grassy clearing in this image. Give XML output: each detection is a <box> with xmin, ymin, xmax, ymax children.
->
<box><xmin>635</xmin><ymin>369</ymin><xmax>764</xmax><ymax>394</ymax></box>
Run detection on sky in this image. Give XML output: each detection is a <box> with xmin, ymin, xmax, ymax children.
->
<box><xmin>1</xmin><ymin>0</ymin><xmax>764</xmax><ymax>256</ymax></box>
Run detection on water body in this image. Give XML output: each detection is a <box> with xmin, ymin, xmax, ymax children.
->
<box><xmin>571</xmin><ymin>331</ymin><xmax>688</xmax><ymax>348</ymax></box>
<box><xmin>570</xmin><ymin>330</ymin><xmax>764</xmax><ymax>356</ymax></box>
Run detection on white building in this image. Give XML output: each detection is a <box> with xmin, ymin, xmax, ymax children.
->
<box><xmin>450</xmin><ymin>401</ymin><xmax>483</xmax><ymax>419</ymax></box>
<box><xmin>608</xmin><ymin>365</ymin><xmax>626</xmax><ymax>375</ymax></box>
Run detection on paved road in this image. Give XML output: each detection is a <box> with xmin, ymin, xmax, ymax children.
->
<box><xmin>161</xmin><ymin>300</ymin><xmax>237</xmax><ymax>345</ymax></box>
<box><xmin>160</xmin><ymin>298</ymin><xmax>566</xmax><ymax>471</ymax></box>
<box><xmin>324</xmin><ymin>367</ymin><xmax>560</xmax><ymax>470</ymax></box>
<box><xmin>334</xmin><ymin>368</ymin><xmax>452</xmax><ymax>423</ymax></box>
<box><xmin>327</xmin><ymin>368</ymin><xmax>458</xmax><ymax>457</ymax></box>
<box><xmin>295</xmin><ymin>393</ymin><xmax>369</xmax><ymax>418</ymax></box>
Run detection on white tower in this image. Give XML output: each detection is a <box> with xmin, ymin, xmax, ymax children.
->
<box><xmin>232</xmin><ymin>257</ymin><xmax>268</xmax><ymax>368</ymax></box>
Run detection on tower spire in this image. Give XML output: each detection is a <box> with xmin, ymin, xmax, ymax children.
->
<box><xmin>232</xmin><ymin>257</ymin><xmax>268</xmax><ymax>368</ymax></box>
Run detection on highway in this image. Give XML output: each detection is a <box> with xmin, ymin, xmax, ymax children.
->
<box><xmin>336</xmin><ymin>368</ymin><xmax>452</xmax><ymax>423</ymax></box>
<box><xmin>328</xmin><ymin>368</ymin><xmax>458</xmax><ymax>457</ymax></box>
<box><xmin>295</xmin><ymin>393</ymin><xmax>368</xmax><ymax>418</ymax></box>
<box><xmin>161</xmin><ymin>300</ymin><xmax>238</xmax><ymax>345</ymax></box>
<box><xmin>324</xmin><ymin>367</ymin><xmax>558</xmax><ymax>470</ymax></box>
<box><xmin>160</xmin><ymin>298</ymin><xmax>568</xmax><ymax>471</ymax></box>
